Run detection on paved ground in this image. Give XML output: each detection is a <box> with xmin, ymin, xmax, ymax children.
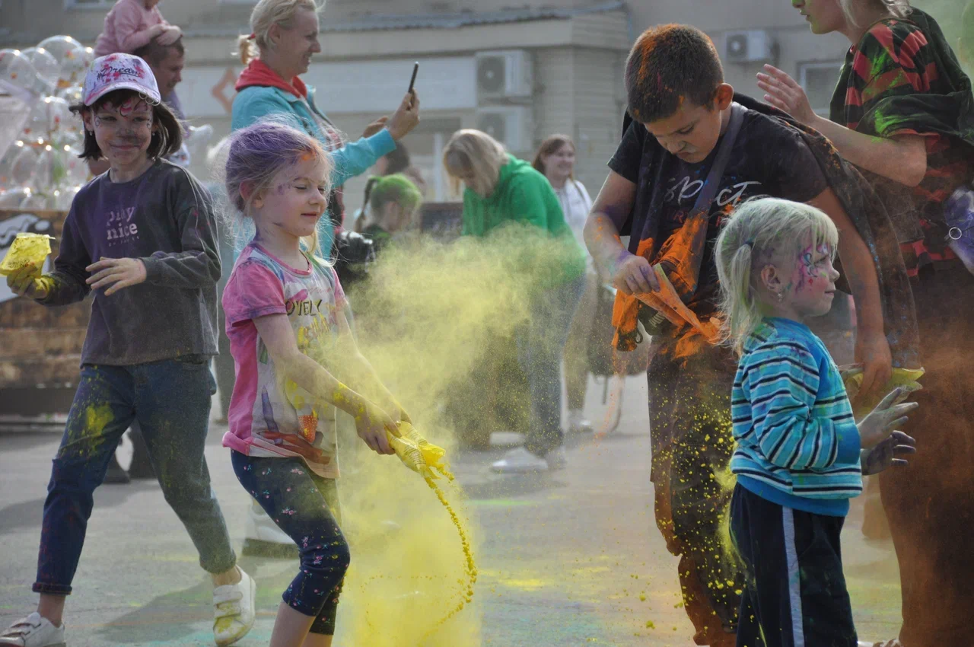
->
<box><xmin>0</xmin><ymin>376</ymin><xmax>903</xmax><ymax>646</ymax></box>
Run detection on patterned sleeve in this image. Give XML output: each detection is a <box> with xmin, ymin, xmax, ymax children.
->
<box><xmin>222</xmin><ymin>261</ymin><xmax>287</xmax><ymax>326</ymax></box>
<box><xmin>741</xmin><ymin>339</ymin><xmax>860</xmax><ymax>471</ymax></box>
<box><xmin>846</xmin><ymin>20</ymin><xmax>944</xmax><ymax>139</ymax></box>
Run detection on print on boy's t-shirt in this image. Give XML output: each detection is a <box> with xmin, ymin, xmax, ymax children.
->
<box><xmin>608</xmin><ymin>106</ymin><xmax>829</xmax><ymax>314</ymax></box>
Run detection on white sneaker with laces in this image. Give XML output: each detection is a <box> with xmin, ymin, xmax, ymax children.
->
<box><xmin>213</xmin><ymin>568</ymin><xmax>257</xmax><ymax>646</ymax></box>
<box><xmin>0</xmin><ymin>613</ymin><xmax>65</xmax><ymax>647</ymax></box>
<box><xmin>545</xmin><ymin>446</ymin><xmax>568</xmax><ymax>470</ymax></box>
<box><xmin>490</xmin><ymin>446</ymin><xmax>549</xmax><ymax>473</ymax></box>
<box><xmin>567</xmin><ymin>409</ymin><xmax>593</xmax><ymax>434</ymax></box>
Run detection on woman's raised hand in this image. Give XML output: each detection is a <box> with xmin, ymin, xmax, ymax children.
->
<box><xmin>756</xmin><ymin>64</ymin><xmax>817</xmax><ymax>126</ymax></box>
<box><xmin>386</xmin><ymin>91</ymin><xmax>421</xmax><ymax>141</ymax></box>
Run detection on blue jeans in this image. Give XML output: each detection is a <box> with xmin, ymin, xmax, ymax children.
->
<box><xmin>232</xmin><ymin>451</ymin><xmax>348</xmax><ymax>635</ymax></box>
<box><xmin>33</xmin><ymin>358</ymin><xmax>236</xmax><ymax>595</ymax></box>
<box><xmin>518</xmin><ymin>275</ymin><xmax>585</xmax><ymax>457</ymax></box>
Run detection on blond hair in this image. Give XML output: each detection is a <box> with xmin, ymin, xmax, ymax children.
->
<box><xmin>714</xmin><ymin>198</ymin><xmax>839</xmax><ymax>355</ymax></box>
<box><xmin>238</xmin><ymin>0</ymin><xmax>321</xmax><ymax>65</ymax></box>
<box><xmin>443</xmin><ymin>129</ymin><xmax>508</xmax><ymax>197</ymax></box>
<box><xmin>838</xmin><ymin>0</ymin><xmax>912</xmax><ymax>27</ymax></box>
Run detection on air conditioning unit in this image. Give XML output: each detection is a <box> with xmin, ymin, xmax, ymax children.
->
<box><xmin>475</xmin><ymin>50</ymin><xmax>533</xmax><ymax>100</ymax></box>
<box><xmin>476</xmin><ymin>106</ymin><xmax>533</xmax><ymax>153</ymax></box>
<box><xmin>724</xmin><ymin>30</ymin><xmax>776</xmax><ymax>63</ymax></box>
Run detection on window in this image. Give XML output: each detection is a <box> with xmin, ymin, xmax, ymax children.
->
<box><xmin>798</xmin><ymin>61</ymin><xmax>844</xmax><ymax>116</ymax></box>
<box><xmin>66</xmin><ymin>0</ymin><xmax>115</xmax><ymax>8</ymax></box>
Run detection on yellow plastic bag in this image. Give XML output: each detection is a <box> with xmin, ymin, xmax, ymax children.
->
<box><xmin>0</xmin><ymin>233</ymin><xmax>53</xmax><ymax>277</ymax></box>
<box><xmin>387</xmin><ymin>422</ymin><xmax>453</xmax><ymax>481</ymax></box>
<box><xmin>840</xmin><ymin>366</ymin><xmax>925</xmax><ymax>418</ymax></box>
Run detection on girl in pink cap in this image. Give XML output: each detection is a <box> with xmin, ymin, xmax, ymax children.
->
<box><xmin>1</xmin><ymin>54</ymin><xmax>255</xmax><ymax>647</ymax></box>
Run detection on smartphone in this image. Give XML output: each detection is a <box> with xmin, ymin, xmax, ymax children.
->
<box><xmin>407</xmin><ymin>62</ymin><xmax>419</xmax><ymax>93</ymax></box>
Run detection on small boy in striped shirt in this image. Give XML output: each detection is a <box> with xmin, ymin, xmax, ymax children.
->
<box><xmin>714</xmin><ymin>197</ymin><xmax>918</xmax><ymax>647</ymax></box>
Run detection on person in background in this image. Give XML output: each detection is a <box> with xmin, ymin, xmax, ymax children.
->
<box><xmin>231</xmin><ymin>0</ymin><xmax>420</xmax><ymax>557</ymax></box>
<box><xmin>361</xmin><ymin>173</ymin><xmax>423</xmax><ymax>253</ymax></box>
<box><xmin>232</xmin><ymin>0</ymin><xmax>420</xmax><ymax>259</ymax></box>
<box><xmin>758</xmin><ymin>1</ymin><xmax>974</xmax><ymax>643</ymax></box>
<box><xmin>133</xmin><ymin>37</ymin><xmax>191</xmax><ymax>167</ymax></box>
<box><xmin>94</xmin><ymin>0</ymin><xmax>181</xmax><ymax>59</ymax></box>
<box><xmin>373</xmin><ymin>143</ymin><xmax>427</xmax><ymax>196</ymax></box>
<box><xmin>533</xmin><ymin>135</ymin><xmax>596</xmax><ymax>434</ymax></box>
<box><xmin>443</xmin><ymin>129</ymin><xmax>587</xmax><ymax>474</ymax></box>
<box><xmin>353</xmin><ymin>145</ymin><xmax>427</xmax><ymax>233</ymax></box>
<box><xmin>207</xmin><ymin>137</ymin><xmax>235</xmax><ymax>424</ymax></box>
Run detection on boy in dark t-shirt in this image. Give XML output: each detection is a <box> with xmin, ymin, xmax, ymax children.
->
<box><xmin>583</xmin><ymin>25</ymin><xmax>903</xmax><ymax>647</ymax></box>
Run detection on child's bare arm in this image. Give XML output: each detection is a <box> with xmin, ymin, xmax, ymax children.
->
<box><xmin>584</xmin><ymin>171</ymin><xmax>659</xmax><ymax>294</ymax></box>
<box><xmin>253</xmin><ymin>313</ymin><xmax>398</xmax><ymax>454</ymax></box>
<box><xmin>807</xmin><ymin>187</ymin><xmax>892</xmax><ymax>397</ymax></box>
<box><xmin>330</xmin><ymin>310</ymin><xmax>407</xmax><ymax>422</ymax></box>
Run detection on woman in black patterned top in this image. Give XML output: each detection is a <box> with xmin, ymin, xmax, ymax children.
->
<box><xmin>756</xmin><ymin>2</ymin><xmax>974</xmax><ymax>646</ymax></box>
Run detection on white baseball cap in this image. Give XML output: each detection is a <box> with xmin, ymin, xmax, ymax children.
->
<box><xmin>82</xmin><ymin>53</ymin><xmax>161</xmax><ymax>107</ymax></box>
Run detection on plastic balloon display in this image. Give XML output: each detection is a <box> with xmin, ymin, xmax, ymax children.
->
<box><xmin>0</xmin><ymin>49</ymin><xmax>40</xmax><ymax>95</ymax></box>
<box><xmin>0</xmin><ymin>187</ymin><xmax>33</xmax><ymax>209</ymax></box>
<box><xmin>32</xmin><ymin>148</ymin><xmax>56</xmax><ymax>192</ymax></box>
<box><xmin>10</xmin><ymin>145</ymin><xmax>39</xmax><ymax>186</ymax></box>
<box><xmin>21</xmin><ymin>47</ymin><xmax>59</xmax><ymax>90</ymax></box>
<box><xmin>57</xmin><ymin>46</ymin><xmax>89</xmax><ymax>89</ymax></box>
<box><xmin>23</xmin><ymin>97</ymin><xmax>73</xmax><ymax>141</ymax></box>
<box><xmin>0</xmin><ymin>143</ymin><xmax>23</xmax><ymax>189</ymax></box>
<box><xmin>56</xmin><ymin>84</ymin><xmax>83</xmax><ymax>106</ymax></box>
<box><xmin>36</xmin><ymin>36</ymin><xmax>84</xmax><ymax>63</ymax></box>
<box><xmin>54</xmin><ymin>185</ymin><xmax>80</xmax><ymax>210</ymax></box>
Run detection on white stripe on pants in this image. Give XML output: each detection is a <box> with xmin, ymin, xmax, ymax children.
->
<box><xmin>782</xmin><ymin>506</ymin><xmax>805</xmax><ymax>647</ymax></box>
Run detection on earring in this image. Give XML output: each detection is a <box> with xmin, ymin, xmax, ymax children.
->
<box><xmin>777</xmin><ymin>291</ymin><xmax>784</xmax><ymax>303</ymax></box>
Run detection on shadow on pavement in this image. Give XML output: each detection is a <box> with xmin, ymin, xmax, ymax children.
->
<box><xmin>95</xmin><ymin>556</ymin><xmax>295</xmax><ymax>645</ymax></box>
<box><xmin>0</xmin><ymin>481</ymin><xmax>161</xmax><ymax>537</ymax></box>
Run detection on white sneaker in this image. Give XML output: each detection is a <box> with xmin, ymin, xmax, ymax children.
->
<box><xmin>213</xmin><ymin>568</ymin><xmax>257</xmax><ymax>646</ymax></box>
<box><xmin>567</xmin><ymin>410</ymin><xmax>593</xmax><ymax>434</ymax></box>
<box><xmin>490</xmin><ymin>447</ymin><xmax>549</xmax><ymax>473</ymax></box>
<box><xmin>545</xmin><ymin>446</ymin><xmax>568</xmax><ymax>470</ymax></box>
<box><xmin>242</xmin><ymin>500</ymin><xmax>297</xmax><ymax>558</ymax></box>
<box><xmin>0</xmin><ymin>613</ymin><xmax>65</xmax><ymax>647</ymax></box>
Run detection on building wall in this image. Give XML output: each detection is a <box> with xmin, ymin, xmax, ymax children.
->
<box><xmin>571</xmin><ymin>47</ymin><xmax>626</xmax><ymax>196</ymax></box>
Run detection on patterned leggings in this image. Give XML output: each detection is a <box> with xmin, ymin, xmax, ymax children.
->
<box><xmin>231</xmin><ymin>451</ymin><xmax>349</xmax><ymax>635</ymax></box>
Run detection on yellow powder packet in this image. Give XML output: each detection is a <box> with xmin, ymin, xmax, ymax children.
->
<box><xmin>387</xmin><ymin>422</ymin><xmax>453</xmax><ymax>481</ymax></box>
<box><xmin>0</xmin><ymin>233</ymin><xmax>54</xmax><ymax>276</ymax></box>
<box><xmin>840</xmin><ymin>366</ymin><xmax>925</xmax><ymax>417</ymax></box>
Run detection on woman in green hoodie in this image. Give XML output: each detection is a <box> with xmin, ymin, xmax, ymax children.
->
<box><xmin>444</xmin><ymin>129</ymin><xmax>587</xmax><ymax>474</ymax></box>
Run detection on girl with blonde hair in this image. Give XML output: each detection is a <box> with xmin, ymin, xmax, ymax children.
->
<box><xmin>714</xmin><ymin>197</ymin><xmax>918</xmax><ymax>647</ymax></box>
<box><xmin>443</xmin><ymin>129</ymin><xmax>588</xmax><ymax>473</ymax></box>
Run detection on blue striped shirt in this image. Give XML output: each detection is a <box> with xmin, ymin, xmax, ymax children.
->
<box><xmin>731</xmin><ymin>318</ymin><xmax>862</xmax><ymax>516</ymax></box>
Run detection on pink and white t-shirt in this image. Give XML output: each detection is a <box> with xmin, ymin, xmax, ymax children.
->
<box><xmin>222</xmin><ymin>242</ymin><xmax>347</xmax><ymax>478</ymax></box>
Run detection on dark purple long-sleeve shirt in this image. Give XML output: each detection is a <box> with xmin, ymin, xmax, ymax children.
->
<box><xmin>40</xmin><ymin>159</ymin><xmax>221</xmax><ymax>365</ymax></box>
